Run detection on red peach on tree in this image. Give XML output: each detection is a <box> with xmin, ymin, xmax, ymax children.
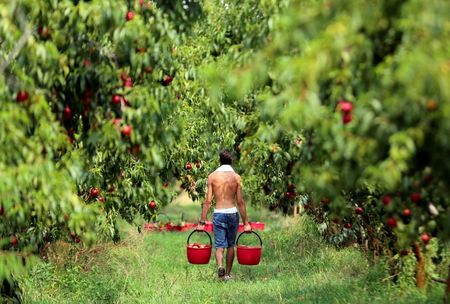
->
<box><xmin>387</xmin><ymin>217</ymin><xmax>397</xmax><ymax>228</ymax></box>
<box><xmin>421</xmin><ymin>233</ymin><xmax>430</xmax><ymax>245</ymax></box>
<box><xmin>337</xmin><ymin>100</ymin><xmax>353</xmax><ymax>113</ymax></box>
<box><xmin>90</xmin><ymin>187</ymin><xmax>99</xmax><ymax>198</ymax></box>
<box><xmin>162</xmin><ymin>75</ymin><xmax>173</xmax><ymax>86</ymax></box>
<box><xmin>382</xmin><ymin>195</ymin><xmax>392</xmax><ymax>206</ymax></box>
<box><xmin>16</xmin><ymin>91</ymin><xmax>29</xmax><ymax>102</ymax></box>
<box><xmin>342</xmin><ymin>113</ymin><xmax>352</xmax><ymax>124</ymax></box>
<box><xmin>63</xmin><ymin>106</ymin><xmax>73</xmax><ymax>120</ymax></box>
<box><xmin>112</xmin><ymin>95</ymin><xmax>122</xmax><ymax>105</ymax></box>
<box><xmin>126</xmin><ymin>11</ymin><xmax>135</xmax><ymax>21</ymax></box>
<box><xmin>123</xmin><ymin>77</ymin><xmax>133</xmax><ymax>87</ymax></box>
<box><xmin>122</xmin><ymin>125</ymin><xmax>132</xmax><ymax>137</ymax></box>
<box><xmin>410</xmin><ymin>192</ymin><xmax>421</xmax><ymax>203</ymax></box>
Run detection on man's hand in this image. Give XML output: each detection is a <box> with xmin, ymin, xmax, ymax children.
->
<box><xmin>243</xmin><ymin>223</ymin><xmax>252</xmax><ymax>232</ymax></box>
<box><xmin>197</xmin><ymin>220</ymin><xmax>206</xmax><ymax>231</ymax></box>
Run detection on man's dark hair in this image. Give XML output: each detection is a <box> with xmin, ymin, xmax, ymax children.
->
<box><xmin>219</xmin><ymin>149</ymin><xmax>232</xmax><ymax>165</ymax></box>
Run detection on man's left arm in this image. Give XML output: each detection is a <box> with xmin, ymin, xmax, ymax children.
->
<box><xmin>197</xmin><ymin>175</ymin><xmax>213</xmax><ymax>229</ymax></box>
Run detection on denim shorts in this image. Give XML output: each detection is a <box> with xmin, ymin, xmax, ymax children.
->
<box><xmin>213</xmin><ymin>212</ymin><xmax>239</xmax><ymax>248</ymax></box>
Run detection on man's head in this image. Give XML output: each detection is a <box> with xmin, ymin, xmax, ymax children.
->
<box><xmin>219</xmin><ymin>149</ymin><xmax>232</xmax><ymax>165</ymax></box>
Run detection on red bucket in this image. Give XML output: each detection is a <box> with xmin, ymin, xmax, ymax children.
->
<box><xmin>186</xmin><ymin>230</ymin><xmax>212</xmax><ymax>264</ymax></box>
<box><xmin>236</xmin><ymin>231</ymin><xmax>262</xmax><ymax>266</ymax></box>
<box><xmin>250</xmin><ymin>222</ymin><xmax>265</xmax><ymax>230</ymax></box>
<box><xmin>238</xmin><ymin>222</ymin><xmax>265</xmax><ymax>232</ymax></box>
<box><xmin>204</xmin><ymin>221</ymin><xmax>214</xmax><ymax>232</ymax></box>
<box><xmin>238</xmin><ymin>223</ymin><xmax>244</xmax><ymax>232</ymax></box>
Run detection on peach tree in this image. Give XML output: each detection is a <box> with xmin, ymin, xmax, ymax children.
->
<box><xmin>161</xmin><ymin>0</ymin><xmax>285</xmax><ymax>202</ymax></box>
<box><xmin>0</xmin><ymin>0</ymin><xmax>202</xmax><ymax>289</ymax></box>
<box><xmin>203</xmin><ymin>0</ymin><xmax>450</xmax><ymax>291</ymax></box>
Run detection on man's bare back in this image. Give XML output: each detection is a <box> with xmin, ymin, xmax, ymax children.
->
<box><xmin>208</xmin><ymin>171</ymin><xmax>240</xmax><ymax>209</ymax></box>
<box><xmin>199</xmin><ymin>164</ymin><xmax>249</xmax><ymax>230</ymax></box>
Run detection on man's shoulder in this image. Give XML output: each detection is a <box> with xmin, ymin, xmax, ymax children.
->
<box><xmin>208</xmin><ymin>172</ymin><xmax>219</xmax><ymax>180</ymax></box>
<box><xmin>208</xmin><ymin>171</ymin><xmax>240</xmax><ymax>178</ymax></box>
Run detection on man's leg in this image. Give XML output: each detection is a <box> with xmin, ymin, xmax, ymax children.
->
<box><xmin>225</xmin><ymin>246</ymin><xmax>235</xmax><ymax>276</ymax></box>
<box><xmin>224</xmin><ymin>213</ymin><xmax>239</xmax><ymax>279</ymax></box>
<box><xmin>213</xmin><ymin>213</ymin><xmax>228</xmax><ymax>279</ymax></box>
<box><xmin>215</xmin><ymin>247</ymin><xmax>224</xmax><ymax>268</ymax></box>
<box><xmin>215</xmin><ymin>248</ymin><xmax>226</xmax><ymax>278</ymax></box>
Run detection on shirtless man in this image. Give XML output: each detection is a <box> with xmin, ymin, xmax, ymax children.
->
<box><xmin>197</xmin><ymin>150</ymin><xmax>251</xmax><ymax>280</ymax></box>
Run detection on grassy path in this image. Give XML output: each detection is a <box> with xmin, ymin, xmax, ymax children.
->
<box><xmin>20</xmin><ymin>202</ymin><xmax>443</xmax><ymax>303</ymax></box>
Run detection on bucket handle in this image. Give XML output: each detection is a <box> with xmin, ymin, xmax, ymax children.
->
<box><xmin>187</xmin><ymin>229</ymin><xmax>212</xmax><ymax>246</ymax></box>
<box><xmin>236</xmin><ymin>230</ymin><xmax>262</xmax><ymax>247</ymax></box>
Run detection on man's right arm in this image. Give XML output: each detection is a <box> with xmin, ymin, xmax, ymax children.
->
<box><xmin>236</xmin><ymin>175</ymin><xmax>251</xmax><ymax>231</ymax></box>
<box><xmin>197</xmin><ymin>175</ymin><xmax>213</xmax><ymax>230</ymax></box>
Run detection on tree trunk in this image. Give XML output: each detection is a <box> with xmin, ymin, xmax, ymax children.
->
<box><xmin>366</xmin><ymin>226</ymin><xmax>377</xmax><ymax>262</ymax></box>
<box><xmin>413</xmin><ymin>243</ymin><xmax>426</xmax><ymax>290</ymax></box>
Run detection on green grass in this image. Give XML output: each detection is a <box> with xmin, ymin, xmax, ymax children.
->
<box><xmin>18</xmin><ymin>202</ymin><xmax>445</xmax><ymax>303</ymax></box>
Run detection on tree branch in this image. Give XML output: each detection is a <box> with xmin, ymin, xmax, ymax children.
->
<box><xmin>0</xmin><ymin>4</ymin><xmax>32</xmax><ymax>76</ymax></box>
<box><xmin>431</xmin><ymin>277</ymin><xmax>446</xmax><ymax>284</ymax></box>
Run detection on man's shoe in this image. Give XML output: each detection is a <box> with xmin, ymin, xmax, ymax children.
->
<box><xmin>224</xmin><ymin>275</ymin><xmax>233</xmax><ymax>281</ymax></box>
<box><xmin>217</xmin><ymin>267</ymin><xmax>225</xmax><ymax>279</ymax></box>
